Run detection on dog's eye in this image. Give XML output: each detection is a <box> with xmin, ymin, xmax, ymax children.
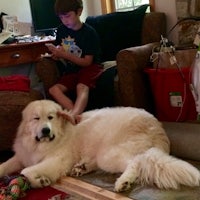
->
<box><xmin>34</xmin><ymin>117</ymin><xmax>40</xmax><ymax>120</ymax></box>
<box><xmin>48</xmin><ymin>116</ymin><xmax>53</xmax><ymax>120</ymax></box>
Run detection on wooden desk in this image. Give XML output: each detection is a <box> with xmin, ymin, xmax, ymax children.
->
<box><xmin>0</xmin><ymin>41</ymin><xmax>51</xmax><ymax>68</ymax></box>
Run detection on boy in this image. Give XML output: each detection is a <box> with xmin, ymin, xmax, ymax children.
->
<box><xmin>46</xmin><ymin>0</ymin><xmax>103</xmax><ymax>124</ymax></box>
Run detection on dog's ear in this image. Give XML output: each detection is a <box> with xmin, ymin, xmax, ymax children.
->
<box><xmin>57</xmin><ymin>111</ymin><xmax>75</xmax><ymax>125</ymax></box>
<box><xmin>57</xmin><ymin>111</ymin><xmax>82</xmax><ymax>125</ymax></box>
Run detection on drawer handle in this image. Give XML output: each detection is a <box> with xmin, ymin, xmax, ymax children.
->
<box><xmin>11</xmin><ymin>53</ymin><xmax>20</xmax><ymax>59</ymax></box>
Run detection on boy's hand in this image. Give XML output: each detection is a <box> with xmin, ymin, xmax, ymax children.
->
<box><xmin>45</xmin><ymin>43</ymin><xmax>58</xmax><ymax>52</ymax></box>
<box><xmin>45</xmin><ymin>44</ymin><xmax>66</xmax><ymax>60</ymax></box>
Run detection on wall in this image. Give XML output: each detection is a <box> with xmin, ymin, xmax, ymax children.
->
<box><xmin>81</xmin><ymin>0</ymin><xmax>102</xmax><ymax>21</ymax></box>
<box><xmin>154</xmin><ymin>0</ymin><xmax>178</xmax><ymax>43</ymax></box>
<box><xmin>0</xmin><ymin>0</ymin><xmax>32</xmax><ymax>22</ymax></box>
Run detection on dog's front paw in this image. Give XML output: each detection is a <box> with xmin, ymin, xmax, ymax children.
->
<box><xmin>27</xmin><ymin>174</ymin><xmax>51</xmax><ymax>188</ymax></box>
<box><xmin>21</xmin><ymin>169</ymin><xmax>51</xmax><ymax>188</ymax></box>
<box><xmin>37</xmin><ymin>175</ymin><xmax>51</xmax><ymax>187</ymax></box>
<box><xmin>114</xmin><ymin>177</ymin><xmax>133</xmax><ymax>192</ymax></box>
<box><xmin>70</xmin><ymin>163</ymin><xmax>87</xmax><ymax>177</ymax></box>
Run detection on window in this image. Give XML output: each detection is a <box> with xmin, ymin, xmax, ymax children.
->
<box><xmin>115</xmin><ymin>0</ymin><xmax>150</xmax><ymax>11</ymax></box>
<box><xmin>101</xmin><ymin>0</ymin><xmax>155</xmax><ymax>14</ymax></box>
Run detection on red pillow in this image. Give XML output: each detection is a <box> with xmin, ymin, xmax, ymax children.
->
<box><xmin>0</xmin><ymin>75</ymin><xmax>30</xmax><ymax>92</ymax></box>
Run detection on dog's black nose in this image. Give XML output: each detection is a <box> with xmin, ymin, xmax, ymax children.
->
<box><xmin>42</xmin><ymin>127</ymin><xmax>50</xmax><ymax>137</ymax></box>
<box><xmin>35</xmin><ymin>127</ymin><xmax>55</xmax><ymax>142</ymax></box>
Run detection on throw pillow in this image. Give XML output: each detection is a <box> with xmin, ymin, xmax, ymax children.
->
<box><xmin>86</xmin><ymin>4</ymin><xmax>149</xmax><ymax>62</ymax></box>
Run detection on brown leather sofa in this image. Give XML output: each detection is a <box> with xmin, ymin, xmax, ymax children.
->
<box><xmin>0</xmin><ymin>11</ymin><xmax>166</xmax><ymax>152</ymax></box>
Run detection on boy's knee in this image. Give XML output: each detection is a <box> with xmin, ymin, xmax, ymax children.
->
<box><xmin>49</xmin><ymin>85</ymin><xmax>57</xmax><ymax>95</ymax></box>
<box><xmin>77</xmin><ymin>83</ymin><xmax>89</xmax><ymax>91</ymax></box>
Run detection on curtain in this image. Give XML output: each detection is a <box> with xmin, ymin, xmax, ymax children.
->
<box><xmin>101</xmin><ymin>0</ymin><xmax>115</xmax><ymax>14</ymax></box>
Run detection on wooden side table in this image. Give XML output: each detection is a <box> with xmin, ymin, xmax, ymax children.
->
<box><xmin>0</xmin><ymin>40</ymin><xmax>51</xmax><ymax>68</ymax></box>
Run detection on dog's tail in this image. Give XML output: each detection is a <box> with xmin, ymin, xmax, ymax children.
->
<box><xmin>115</xmin><ymin>147</ymin><xmax>200</xmax><ymax>192</ymax></box>
<box><xmin>137</xmin><ymin>147</ymin><xmax>200</xmax><ymax>189</ymax></box>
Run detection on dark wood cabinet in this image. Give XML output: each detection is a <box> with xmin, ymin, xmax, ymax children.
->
<box><xmin>0</xmin><ymin>41</ymin><xmax>51</xmax><ymax>68</ymax></box>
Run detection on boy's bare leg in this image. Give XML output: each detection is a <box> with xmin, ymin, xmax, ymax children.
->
<box><xmin>49</xmin><ymin>83</ymin><xmax>89</xmax><ymax>125</ymax></box>
<box><xmin>57</xmin><ymin>83</ymin><xmax>88</xmax><ymax>125</ymax></box>
<box><xmin>49</xmin><ymin>84</ymin><xmax>74</xmax><ymax>110</ymax></box>
<box><xmin>71</xmin><ymin>83</ymin><xmax>89</xmax><ymax>117</ymax></box>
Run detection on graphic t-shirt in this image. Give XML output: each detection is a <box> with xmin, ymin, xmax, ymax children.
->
<box><xmin>55</xmin><ymin>23</ymin><xmax>101</xmax><ymax>74</ymax></box>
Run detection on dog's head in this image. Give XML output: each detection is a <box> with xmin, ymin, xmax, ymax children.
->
<box><xmin>18</xmin><ymin>100</ymin><xmax>66</xmax><ymax>142</ymax></box>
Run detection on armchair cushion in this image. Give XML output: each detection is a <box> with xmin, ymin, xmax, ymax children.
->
<box><xmin>86</xmin><ymin>4</ymin><xmax>149</xmax><ymax>62</ymax></box>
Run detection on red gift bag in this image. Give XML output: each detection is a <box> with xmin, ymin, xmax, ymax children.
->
<box><xmin>0</xmin><ymin>75</ymin><xmax>30</xmax><ymax>92</ymax></box>
<box><xmin>145</xmin><ymin>67</ymin><xmax>197</xmax><ymax>122</ymax></box>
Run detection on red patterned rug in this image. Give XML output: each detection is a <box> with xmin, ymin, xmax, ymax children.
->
<box><xmin>20</xmin><ymin>186</ymin><xmax>70</xmax><ymax>200</ymax></box>
<box><xmin>0</xmin><ymin>175</ymin><xmax>70</xmax><ymax>200</ymax></box>
<box><xmin>20</xmin><ymin>187</ymin><xmax>70</xmax><ymax>200</ymax></box>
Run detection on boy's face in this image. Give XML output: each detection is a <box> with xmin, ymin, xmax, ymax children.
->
<box><xmin>58</xmin><ymin>9</ymin><xmax>82</xmax><ymax>30</ymax></box>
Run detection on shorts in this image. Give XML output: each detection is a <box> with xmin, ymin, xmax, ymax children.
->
<box><xmin>57</xmin><ymin>64</ymin><xmax>103</xmax><ymax>91</ymax></box>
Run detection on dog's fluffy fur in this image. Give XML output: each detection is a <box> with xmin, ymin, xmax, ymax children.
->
<box><xmin>0</xmin><ymin>100</ymin><xmax>200</xmax><ymax>192</ymax></box>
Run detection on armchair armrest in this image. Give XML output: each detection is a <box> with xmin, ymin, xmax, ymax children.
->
<box><xmin>116</xmin><ymin>42</ymin><xmax>159</xmax><ymax>112</ymax></box>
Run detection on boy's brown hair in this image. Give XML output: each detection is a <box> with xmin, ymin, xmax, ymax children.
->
<box><xmin>55</xmin><ymin>0</ymin><xmax>83</xmax><ymax>14</ymax></box>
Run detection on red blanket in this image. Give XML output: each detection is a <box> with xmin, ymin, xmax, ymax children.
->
<box><xmin>0</xmin><ymin>75</ymin><xmax>30</xmax><ymax>92</ymax></box>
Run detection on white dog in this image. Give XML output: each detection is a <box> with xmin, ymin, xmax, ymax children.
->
<box><xmin>0</xmin><ymin>99</ymin><xmax>199</xmax><ymax>192</ymax></box>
